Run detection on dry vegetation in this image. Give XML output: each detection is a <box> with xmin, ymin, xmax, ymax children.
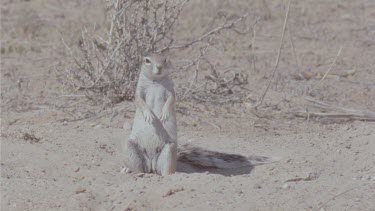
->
<box><xmin>52</xmin><ymin>0</ymin><xmax>375</xmax><ymax>122</ymax></box>
<box><xmin>1</xmin><ymin>0</ymin><xmax>375</xmax><ymax>210</ymax></box>
<box><xmin>3</xmin><ymin>0</ymin><xmax>373</xmax><ymax>122</ymax></box>
<box><xmin>58</xmin><ymin>0</ymin><xmax>249</xmax><ymax>110</ymax></box>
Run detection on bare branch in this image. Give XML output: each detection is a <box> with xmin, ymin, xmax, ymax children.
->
<box><xmin>58</xmin><ymin>0</ymin><xmax>248</xmax><ymax>112</ymax></box>
<box><xmin>255</xmin><ymin>0</ymin><xmax>291</xmax><ymax>108</ymax></box>
<box><xmin>159</xmin><ymin>14</ymin><xmax>248</xmax><ymax>52</ymax></box>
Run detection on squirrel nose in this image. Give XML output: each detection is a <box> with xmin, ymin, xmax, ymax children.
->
<box><xmin>155</xmin><ymin>66</ymin><xmax>162</xmax><ymax>74</ymax></box>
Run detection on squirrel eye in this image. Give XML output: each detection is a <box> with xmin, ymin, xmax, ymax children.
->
<box><xmin>145</xmin><ymin>58</ymin><xmax>151</xmax><ymax>64</ymax></box>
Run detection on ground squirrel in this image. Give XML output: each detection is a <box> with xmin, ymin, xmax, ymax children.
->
<box><xmin>123</xmin><ymin>54</ymin><xmax>177</xmax><ymax>175</ymax></box>
<box><xmin>123</xmin><ymin>54</ymin><xmax>279</xmax><ymax>175</ymax></box>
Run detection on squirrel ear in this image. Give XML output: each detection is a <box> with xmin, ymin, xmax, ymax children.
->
<box><xmin>144</xmin><ymin>57</ymin><xmax>151</xmax><ymax>64</ymax></box>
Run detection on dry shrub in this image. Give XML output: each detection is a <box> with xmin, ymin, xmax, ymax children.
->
<box><xmin>59</xmin><ymin>0</ymin><xmax>248</xmax><ymax>109</ymax></box>
<box><xmin>1</xmin><ymin>67</ymin><xmax>34</xmax><ymax>112</ymax></box>
<box><xmin>195</xmin><ymin>71</ymin><xmax>248</xmax><ymax>104</ymax></box>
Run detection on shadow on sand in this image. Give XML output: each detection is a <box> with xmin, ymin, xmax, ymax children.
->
<box><xmin>176</xmin><ymin>144</ymin><xmax>279</xmax><ymax>176</ymax></box>
<box><xmin>177</xmin><ymin>162</ymin><xmax>254</xmax><ymax>176</ymax></box>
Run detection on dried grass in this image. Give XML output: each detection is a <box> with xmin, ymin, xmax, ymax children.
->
<box><xmin>57</xmin><ymin>0</ymin><xmax>248</xmax><ymax>110</ymax></box>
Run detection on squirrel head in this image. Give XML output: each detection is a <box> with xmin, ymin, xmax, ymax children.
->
<box><xmin>141</xmin><ymin>54</ymin><xmax>169</xmax><ymax>81</ymax></box>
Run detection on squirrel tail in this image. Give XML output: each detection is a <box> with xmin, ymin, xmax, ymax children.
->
<box><xmin>177</xmin><ymin>144</ymin><xmax>281</xmax><ymax>169</ymax></box>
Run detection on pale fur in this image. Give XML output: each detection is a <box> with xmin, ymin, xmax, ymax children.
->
<box><xmin>123</xmin><ymin>54</ymin><xmax>279</xmax><ymax>175</ymax></box>
<box><xmin>123</xmin><ymin>54</ymin><xmax>177</xmax><ymax>175</ymax></box>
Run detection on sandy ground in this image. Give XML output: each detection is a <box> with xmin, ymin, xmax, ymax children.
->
<box><xmin>1</xmin><ymin>0</ymin><xmax>375</xmax><ymax>210</ymax></box>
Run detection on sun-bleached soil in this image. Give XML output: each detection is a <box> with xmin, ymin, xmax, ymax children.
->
<box><xmin>1</xmin><ymin>0</ymin><xmax>375</xmax><ymax>210</ymax></box>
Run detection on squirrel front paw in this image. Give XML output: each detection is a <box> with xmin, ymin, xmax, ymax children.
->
<box><xmin>120</xmin><ymin>167</ymin><xmax>132</xmax><ymax>174</ymax></box>
<box><xmin>160</xmin><ymin>108</ymin><xmax>169</xmax><ymax>124</ymax></box>
<box><xmin>143</xmin><ymin>108</ymin><xmax>154</xmax><ymax>124</ymax></box>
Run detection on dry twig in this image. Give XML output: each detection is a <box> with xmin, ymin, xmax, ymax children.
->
<box><xmin>316</xmin><ymin>187</ymin><xmax>357</xmax><ymax>211</ymax></box>
<box><xmin>255</xmin><ymin>0</ymin><xmax>291</xmax><ymax>108</ymax></box>
<box><xmin>293</xmin><ymin>97</ymin><xmax>375</xmax><ymax>122</ymax></box>
<box><xmin>58</xmin><ymin>0</ymin><xmax>248</xmax><ymax>113</ymax></box>
<box><xmin>321</xmin><ymin>47</ymin><xmax>343</xmax><ymax>81</ymax></box>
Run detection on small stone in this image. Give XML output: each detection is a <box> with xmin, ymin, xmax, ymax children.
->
<box><xmin>253</xmin><ymin>184</ymin><xmax>262</xmax><ymax>189</ymax></box>
<box><xmin>95</xmin><ymin>124</ymin><xmax>102</xmax><ymax>128</ymax></box>
<box><xmin>136</xmin><ymin>173</ymin><xmax>145</xmax><ymax>177</ymax></box>
<box><xmin>75</xmin><ymin>187</ymin><xmax>86</xmax><ymax>194</ymax></box>
<box><xmin>307</xmin><ymin>172</ymin><xmax>319</xmax><ymax>180</ymax></box>
<box><xmin>163</xmin><ymin>187</ymin><xmax>184</xmax><ymax>197</ymax></box>
<box><xmin>282</xmin><ymin>183</ymin><xmax>290</xmax><ymax>189</ymax></box>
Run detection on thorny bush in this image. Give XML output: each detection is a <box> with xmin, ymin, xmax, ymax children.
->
<box><xmin>59</xmin><ymin>0</ymin><xmax>248</xmax><ymax>108</ymax></box>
